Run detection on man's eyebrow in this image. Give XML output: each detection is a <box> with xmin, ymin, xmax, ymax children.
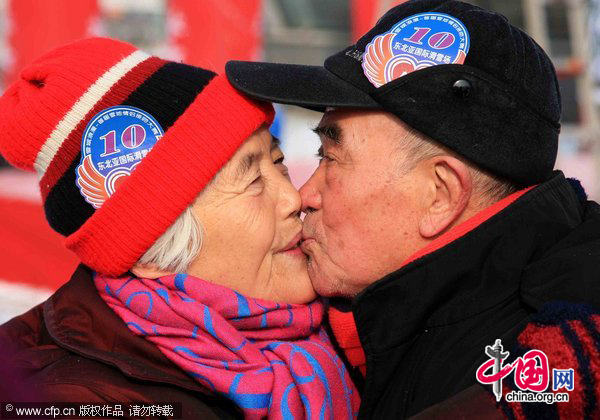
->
<box><xmin>234</xmin><ymin>151</ymin><xmax>261</xmax><ymax>180</ymax></box>
<box><xmin>312</xmin><ymin>123</ymin><xmax>342</xmax><ymax>145</ymax></box>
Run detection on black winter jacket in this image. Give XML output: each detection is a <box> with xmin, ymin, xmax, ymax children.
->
<box><xmin>353</xmin><ymin>172</ymin><xmax>600</xmax><ymax>418</ymax></box>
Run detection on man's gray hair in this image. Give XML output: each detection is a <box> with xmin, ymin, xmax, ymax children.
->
<box><xmin>396</xmin><ymin>124</ymin><xmax>521</xmax><ymax>205</ymax></box>
<box><xmin>137</xmin><ymin>205</ymin><xmax>203</xmax><ymax>273</ymax></box>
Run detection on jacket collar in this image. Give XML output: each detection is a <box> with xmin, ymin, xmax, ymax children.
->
<box><xmin>352</xmin><ymin>171</ymin><xmax>585</xmax><ymax>355</ymax></box>
<box><xmin>43</xmin><ymin>265</ymin><xmax>211</xmax><ymax>394</ymax></box>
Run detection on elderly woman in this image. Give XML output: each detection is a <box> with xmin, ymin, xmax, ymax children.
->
<box><xmin>0</xmin><ymin>38</ymin><xmax>359</xmax><ymax>419</ymax></box>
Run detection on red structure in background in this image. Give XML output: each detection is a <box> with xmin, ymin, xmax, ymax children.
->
<box><xmin>6</xmin><ymin>0</ymin><xmax>98</xmax><ymax>85</ymax></box>
<box><xmin>0</xmin><ymin>197</ymin><xmax>79</xmax><ymax>291</ymax></box>
<box><xmin>168</xmin><ymin>0</ymin><xmax>262</xmax><ymax>73</ymax></box>
<box><xmin>351</xmin><ymin>0</ymin><xmax>406</xmax><ymax>42</ymax></box>
<box><xmin>1</xmin><ymin>0</ymin><xmax>97</xmax><ymax>290</ymax></box>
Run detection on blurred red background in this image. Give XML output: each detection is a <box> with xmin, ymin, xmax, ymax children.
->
<box><xmin>0</xmin><ymin>0</ymin><xmax>398</xmax><ymax>320</ymax></box>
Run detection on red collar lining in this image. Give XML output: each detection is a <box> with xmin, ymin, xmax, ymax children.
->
<box><xmin>401</xmin><ymin>186</ymin><xmax>534</xmax><ymax>267</ymax></box>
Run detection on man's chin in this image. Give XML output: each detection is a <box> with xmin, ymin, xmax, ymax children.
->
<box><xmin>306</xmin><ymin>252</ymin><xmax>360</xmax><ymax>298</ymax></box>
<box><xmin>308</xmin><ymin>271</ymin><xmax>354</xmax><ymax>299</ymax></box>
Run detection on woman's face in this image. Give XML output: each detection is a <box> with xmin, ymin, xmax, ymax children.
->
<box><xmin>186</xmin><ymin>127</ymin><xmax>316</xmax><ymax>304</ymax></box>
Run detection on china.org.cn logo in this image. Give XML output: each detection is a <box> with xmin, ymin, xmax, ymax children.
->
<box><xmin>476</xmin><ymin>339</ymin><xmax>574</xmax><ymax>404</ymax></box>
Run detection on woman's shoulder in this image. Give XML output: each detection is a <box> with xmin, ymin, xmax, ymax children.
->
<box><xmin>2</xmin><ymin>335</ymin><xmax>241</xmax><ymax>419</ymax></box>
<box><xmin>0</xmin><ymin>301</ymin><xmax>47</xmax><ymax>350</ymax></box>
<box><xmin>0</xmin><ymin>302</ymin><xmax>110</xmax><ymax>401</ymax></box>
<box><xmin>0</xmin><ymin>273</ymin><xmax>242</xmax><ymax>419</ymax></box>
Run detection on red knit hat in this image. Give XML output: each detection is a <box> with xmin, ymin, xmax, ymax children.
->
<box><xmin>0</xmin><ymin>37</ymin><xmax>274</xmax><ymax>276</ymax></box>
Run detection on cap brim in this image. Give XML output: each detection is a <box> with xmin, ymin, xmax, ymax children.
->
<box><xmin>226</xmin><ymin>61</ymin><xmax>380</xmax><ymax>112</ymax></box>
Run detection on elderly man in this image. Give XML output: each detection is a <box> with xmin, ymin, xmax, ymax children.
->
<box><xmin>227</xmin><ymin>0</ymin><xmax>600</xmax><ymax>418</ymax></box>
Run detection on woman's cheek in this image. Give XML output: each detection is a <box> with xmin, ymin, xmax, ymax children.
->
<box><xmin>233</xmin><ymin>199</ymin><xmax>275</xmax><ymax>249</ymax></box>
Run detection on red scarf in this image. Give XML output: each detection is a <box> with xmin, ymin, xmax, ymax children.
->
<box><xmin>95</xmin><ymin>273</ymin><xmax>360</xmax><ymax>419</ymax></box>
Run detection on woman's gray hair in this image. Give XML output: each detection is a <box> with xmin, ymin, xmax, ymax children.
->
<box><xmin>137</xmin><ymin>205</ymin><xmax>203</xmax><ymax>273</ymax></box>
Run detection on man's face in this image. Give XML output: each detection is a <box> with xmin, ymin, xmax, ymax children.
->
<box><xmin>300</xmin><ymin>110</ymin><xmax>426</xmax><ymax>297</ymax></box>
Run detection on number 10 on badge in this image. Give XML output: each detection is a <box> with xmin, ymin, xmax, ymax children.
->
<box><xmin>76</xmin><ymin>106</ymin><xmax>165</xmax><ymax>209</ymax></box>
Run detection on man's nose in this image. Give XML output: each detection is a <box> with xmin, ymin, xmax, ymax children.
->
<box><xmin>299</xmin><ymin>171</ymin><xmax>322</xmax><ymax>213</ymax></box>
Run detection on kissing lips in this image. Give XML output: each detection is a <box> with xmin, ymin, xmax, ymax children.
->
<box><xmin>300</xmin><ymin>238</ymin><xmax>316</xmax><ymax>254</ymax></box>
<box><xmin>300</xmin><ymin>229</ymin><xmax>317</xmax><ymax>254</ymax></box>
<box><xmin>278</xmin><ymin>233</ymin><xmax>305</xmax><ymax>257</ymax></box>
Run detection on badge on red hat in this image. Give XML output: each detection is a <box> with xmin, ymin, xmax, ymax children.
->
<box><xmin>362</xmin><ymin>13</ymin><xmax>470</xmax><ymax>88</ymax></box>
<box><xmin>76</xmin><ymin>106</ymin><xmax>164</xmax><ymax>209</ymax></box>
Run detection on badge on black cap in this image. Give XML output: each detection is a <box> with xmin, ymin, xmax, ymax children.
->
<box><xmin>363</xmin><ymin>13</ymin><xmax>470</xmax><ymax>88</ymax></box>
<box><xmin>76</xmin><ymin>106</ymin><xmax>164</xmax><ymax>209</ymax></box>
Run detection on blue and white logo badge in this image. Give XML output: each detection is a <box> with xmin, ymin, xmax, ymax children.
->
<box><xmin>76</xmin><ymin>106</ymin><xmax>164</xmax><ymax>209</ymax></box>
<box><xmin>363</xmin><ymin>12</ymin><xmax>470</xmax><ymax>88</ymax></box>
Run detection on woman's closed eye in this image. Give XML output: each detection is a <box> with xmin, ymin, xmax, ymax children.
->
<box><xmin>251</xmin><ymin>173</ymin><xmax>263</xmax><ymax>184</ymax></box>
<box><xmin>247</xmin><ymin>172</ymin><xmax>264</xmax><ymax>192</ymax></box>
<box><xmin>274</xmin><ymin>156</ymin><xmax>290</xmax><ymax>178</ymax></box>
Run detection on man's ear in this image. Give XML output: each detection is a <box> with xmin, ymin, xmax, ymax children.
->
<box><xmin>418</xmin><ymin>156</ymin><xmax>472</xmax><ymax>238</ymax></box>
<box><xmin>130</xmin><ymin>263</ymin><xmax>174</xmax><ymax>279</ymax></box>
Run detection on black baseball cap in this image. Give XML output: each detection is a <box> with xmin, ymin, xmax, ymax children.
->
<box><xmin>226</xmin><ymin>0</ymin><xmax>561</xmax><ymax>185</ymax></box>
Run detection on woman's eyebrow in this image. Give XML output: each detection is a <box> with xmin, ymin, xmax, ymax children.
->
<box><xmin>271</xmin><ymin>136</ymin><xmax>281</xmax><ymax>150</ymax></box>
<box><xmin>234</xmin><ymin>151</ymin><xmax>261</xmax><ymax>181</ymax></box>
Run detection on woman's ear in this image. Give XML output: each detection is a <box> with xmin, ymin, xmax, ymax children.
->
<box><xmin>418</xmin><ymin>156</ymin><xmax>472</xmax><ymax>238</ymax></box>
<box><xmin>130</xmin><ymin>263</ymin><xmax>174</xmax><ymax>279</ymax></box>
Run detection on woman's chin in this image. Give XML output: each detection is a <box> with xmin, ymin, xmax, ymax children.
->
<box><xmin>283</xmin><ymin>286</ymin><xmax>318</xmax><ymax>304</ymax></box>
<box><xmin>271</xmin><ymin>252</ymin><xmax>317</xmax><ymax>304</ymax></box>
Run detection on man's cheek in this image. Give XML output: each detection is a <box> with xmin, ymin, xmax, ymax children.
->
<box><xmin>323</xmin><ymin>195</ymin><xmax>364</xmax><ymax>230</ymax></box>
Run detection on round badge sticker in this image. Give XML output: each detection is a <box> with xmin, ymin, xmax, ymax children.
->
<box><xmin>362</xmin><ymin>12</ymin><xmax>470</xmax><ymax>88</ymax></box>
<box><xmin>76</xmin><ymin>106</ymin><xmax>164</xmax><ymax>209</ymax></box>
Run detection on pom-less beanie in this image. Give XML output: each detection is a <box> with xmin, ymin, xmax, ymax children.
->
<box><xmin>0</xmin><ymin>37</ymin><xmax>274</xmax><ymax>276</ymax></box>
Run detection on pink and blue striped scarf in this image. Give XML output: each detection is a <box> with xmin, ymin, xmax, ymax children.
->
<box><xmin>95</xmin><ymin>273</ymin><xmax>359</xmax><ymax>419</ymax></box>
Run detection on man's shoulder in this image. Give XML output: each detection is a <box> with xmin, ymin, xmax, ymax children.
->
<box><xmin>412</xmin><ymin>301</ymin><xmax>600</xmax><ymax>419</ymax></box>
